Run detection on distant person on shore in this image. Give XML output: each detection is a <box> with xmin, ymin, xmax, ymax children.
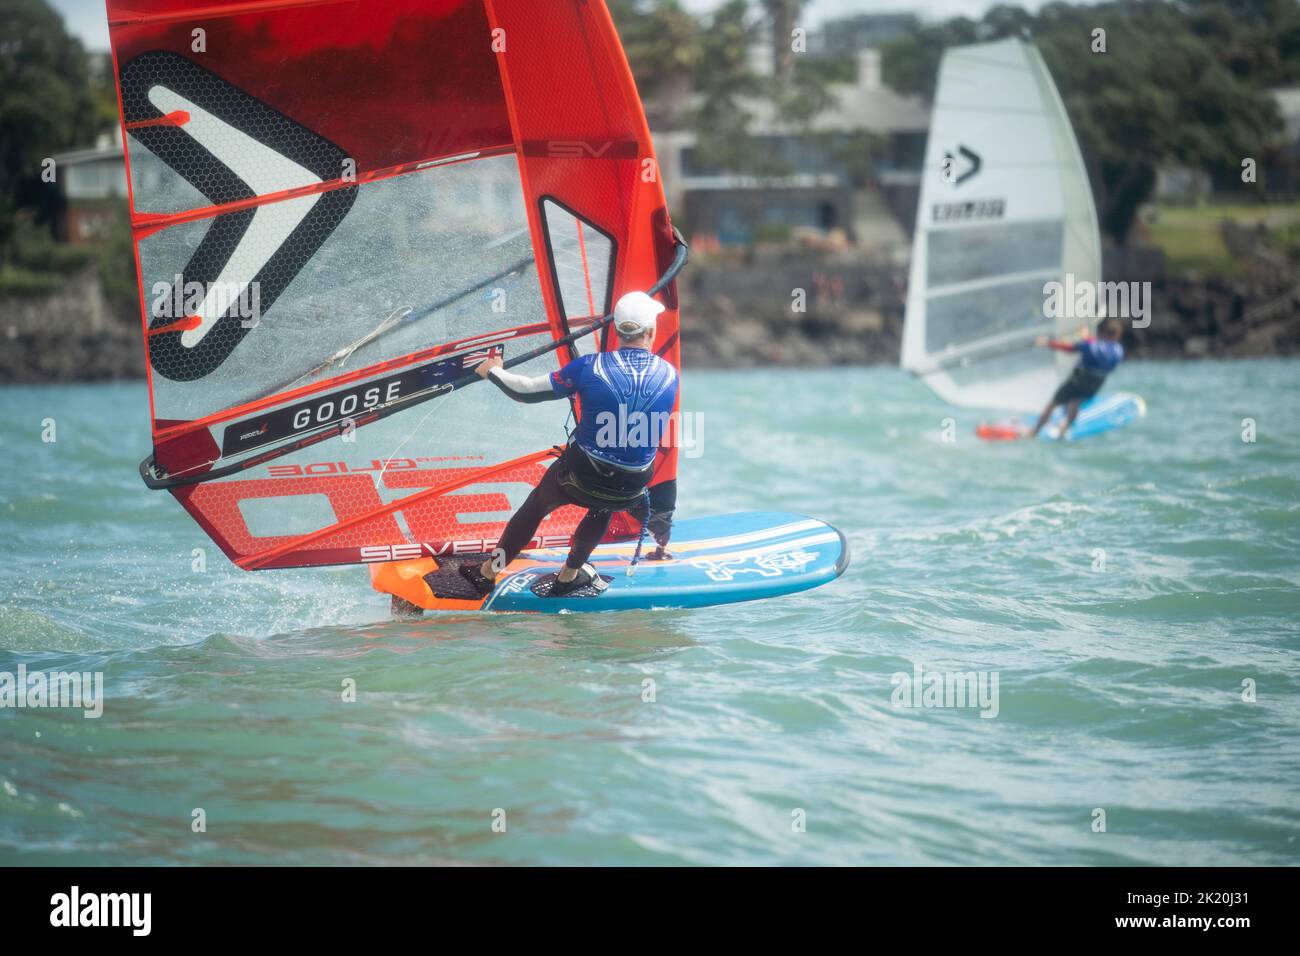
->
<box><xmin>1030</xmin><ymin>317</ymin><xmax>1125</xmax><ymax>438</ymax></box>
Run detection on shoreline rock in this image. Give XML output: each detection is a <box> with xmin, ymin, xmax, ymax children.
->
<box><xmin>1</xmin><ymin>255</ymin><xmax>1296</xmax><ymax>384</ymax></box>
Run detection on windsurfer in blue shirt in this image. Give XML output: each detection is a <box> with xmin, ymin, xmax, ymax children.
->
<box><xmin>469</xmin><ymin>291</ymin><xmax>680</xmax><ymax>597</ymax></box>
<box><xmin>1030</xmin><ymin>316</ymin><xmax>1125</xmax><ymax>438</ymax></box>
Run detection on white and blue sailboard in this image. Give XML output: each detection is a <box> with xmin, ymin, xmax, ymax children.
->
<box><xmin>976</xmin><ymin>391</ymin><xmax>1146</xmax><ymax>442</ymax></box>
<box><xmin>371</xmin><ymin>513</ymin><xmax>849</xmax><ymax>613</ymax></box>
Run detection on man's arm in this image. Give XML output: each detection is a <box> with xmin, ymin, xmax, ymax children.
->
<box><xmin>1036</xmin><ymin>325</ymin><xmax>1092</xmax><ymax>352</ymax></box>
<box><xmin>1035</xmin><ymin>336</ymin><xmax>1084</xmax><ymax>352</ymax></box>
<box><xmin>475</xmin><ymin>355</ymin><xmax>563</xmax><ymax>404</ymax></box>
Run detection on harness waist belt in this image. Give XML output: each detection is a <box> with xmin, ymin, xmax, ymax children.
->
<box><xmin>561</xmin><ymin>443</ymin><xmax>653</xmax><ymax>506</ymax></box>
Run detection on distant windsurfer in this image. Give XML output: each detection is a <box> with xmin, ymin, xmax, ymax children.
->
<box><xmin>1030</xmin><ymin>317</ymin><xmax>1125</xmax><ymax>438</ymax></box>
<box><xmin>466</xmin><ymin>291</ymin><xmax>680</xmax><ymax>597</ymax></box>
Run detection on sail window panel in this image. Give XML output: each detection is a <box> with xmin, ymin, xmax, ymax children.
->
<box><xmin>541</xmin><ymin>199</ymin><xmax>614</xmax><ymax>321</ymax></box>
<box><xmin>141</xmin><ymin>156</ymin><xmax>539</xmax><ymax>422</ymax></box>
<box><xmin>190</xmin><ymin>320</ymin><xmax>563</xmax><ymax>477</ymax></box>
<box><xmin>924</xmin><ymin>275</ymin><xmax>1056</xmax><ymax>355</ymax></box>
<box><xmin>125</xmin><ymin>136</ymin><xmax>209</xmax><ymax>213</ymax></box>
<box><xmin>238</xmin><ymin>493</ymin><xmax>339</xmax><ymax>539</ymax></box>
<box><xmin>540</xmin><ymin>199</ymin><xmax>615</xmax><ymax>357</ymax></box>
<box><xmin>925</xmin><ymin>221</ymin><xmax>1064</xmax><ymax>290</ymax></box>
<box><xmin>942</xmin><ymin>348</ymin><xmax>1058</xmax><ymax>389</ymax></box>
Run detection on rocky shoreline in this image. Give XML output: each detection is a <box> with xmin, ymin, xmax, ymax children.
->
<box><xmin>2</xmin><ymin>255</ymin><xmax>1297</xmax><ymax>385</ymax></box>
<box><xmin>678</xmin><ymin>247</ymin><xmax>1300</xmax><ymax>368</ymax></box>
<box><xmin>1</xmin><ymin>268</ymin><xmax>142</xmax><ymax>383</ymax></box>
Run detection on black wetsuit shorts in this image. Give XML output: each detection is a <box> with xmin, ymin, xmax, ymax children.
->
<box><xmin>1052</xmin><ymin>365</ymin><xmax>1107</xmax><ymax>405</ymax></box>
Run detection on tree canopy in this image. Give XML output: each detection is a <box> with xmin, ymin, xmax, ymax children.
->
<box><xmin>0</xmin><ymin>0</ymin><xmax>114</xmax><ymax>221</ymax></box>
<box><xmin>882</xmin><ymin>0</ymin><xmax>1297</xmax><ymax>242</ymax></box>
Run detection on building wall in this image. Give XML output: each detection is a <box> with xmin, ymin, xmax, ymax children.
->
<box><xmin>685</xmin><ymin>186</ymin><xmax>855</xmax><ymax>245</ymax></box>
<box><xmin>65</xmin><ymin>157</ymin><xmax>129</xmax><ymax>201</ymax></box>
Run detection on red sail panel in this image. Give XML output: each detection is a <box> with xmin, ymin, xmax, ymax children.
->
<box><xmin>487</xmin><ymin>0</ymin><xmax>682</xmax><ymax>486</ymax></box>
<box><xmin>108</xmin><ymin>0</ymin><xmax>511</xmax><ymax>217</ymax></box>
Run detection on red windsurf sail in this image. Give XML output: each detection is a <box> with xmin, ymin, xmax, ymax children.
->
<box><xmin>105</xmin><ymin>0</ymin><xmax>684</xmax><ymax>570</ymax></box>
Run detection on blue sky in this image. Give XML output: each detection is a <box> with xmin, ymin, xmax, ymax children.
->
<box><xmin>52</xmin><ymin>0</ymin><xmax>1048</xmax><ymax>52</ymax></box>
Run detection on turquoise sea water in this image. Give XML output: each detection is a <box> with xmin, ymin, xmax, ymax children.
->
<box><xmin>1</xmin><ymin>359</ymin><xmax>1297</xmax><ymax>865</ymax></box>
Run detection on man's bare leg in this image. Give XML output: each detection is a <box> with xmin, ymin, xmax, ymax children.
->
<box><xmin>1059</xmin><ymin>400</ymin><xmax>1082</xmax><ymax>439</ymax></box>
<box><xmin>1030</xmin><ymin>399</ymin><xmax>1058</xmax><ymax>437</ymax></box>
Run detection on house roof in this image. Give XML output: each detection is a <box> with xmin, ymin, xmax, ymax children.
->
<box><xmin>741</xmin><ymin>83</ymin><xmax>929</xmax><ymax>135</ymax></box>
<box><xmin>51</xmin><ymin>144</ymin><xmax>124</xmax><ymax>166</ymax></box>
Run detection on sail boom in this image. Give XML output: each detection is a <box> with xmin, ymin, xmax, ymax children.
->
<box><xmin>132</xmin><ymin>147</ymin><xmax>512</xmax><ymax>238</ymax></box>
<box><xmin>154</xmin><ymin>323</ymin><xmax>559</xmax><ymax>449</ymax></box>
<box><xmin>905</xmin><ymin>322</ymin><xmax>1057</xmax><ymax>375</ymax></box>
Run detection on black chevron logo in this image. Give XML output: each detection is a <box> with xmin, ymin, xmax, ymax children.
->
<box><xmin>944</xmin><ymin>145</ymin><xmax>982</xmax><ymax>186</ymax></box>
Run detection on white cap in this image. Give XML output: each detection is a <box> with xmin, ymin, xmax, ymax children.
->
<box><xmin>613</xmin><ymin>291</ymin><xmax>665</xmax><ymax>337</ymax></box>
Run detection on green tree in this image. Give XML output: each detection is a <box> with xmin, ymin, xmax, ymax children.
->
<box><xmin>0</xmin><ymin>0</ymin><xmax>108</xmax><ymax>242</ymax></box>
<box><xmin>1185</xmin><ymin>0</ymin><xmax>1300</xmax><ymax>86</ymax></box>
<box><xmin>609</xmin><ymin>0</ymin><xmax>701</xmax><ymax>127</ymax></box>
<box><xmin>772</xmin><ymin>11</ymin><xmax>838</xmax><ymax>130</ymax></box>
<box><xmin>1039</xmin><ymin>2</ymin><xmax>1278</xmax><ymax>243</ymax></box>
<box><xmin>880</xmin><ymin>17</ymin><xmax>980</xmax><ymax>102</ymax></box>
<box><xmin>882</xmin><ymin>0</ymin><xmax>1283</xmax><ymax>244</ymax></box>
<box><xmin>762</xmin><ymin>0</ymin><xmax>806</xmax><ymax>85</ymax></box>
<box><xmin>690</xmin><ymin>0</ymin><xmax>768</xmax><ymax>175</ymax></box>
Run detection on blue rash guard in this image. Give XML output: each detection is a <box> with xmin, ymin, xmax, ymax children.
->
<box><xmin>1074</xmin><ymin>338</ymin><xmax>1124</xmax><ymax>373</ymax></box>
<box><xmin>1047</xmin><ymin>335</ymin><xmax>1124</xmax><ymax>405</ymax></box>
<box><xmin>550</xmin><ymin>349</ymin><xmax>679</xmax><ymax>468</ymax></box>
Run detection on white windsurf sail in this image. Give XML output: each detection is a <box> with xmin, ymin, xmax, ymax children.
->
<box><xmin>900</xmin><ymin>38</ymin><xmax>1101</xmax><ymax>413</ymax></box>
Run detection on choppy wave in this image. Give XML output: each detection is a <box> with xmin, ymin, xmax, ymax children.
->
<box><xmin>1</xmin><ymin>362</ymin><xmax>1297</xmax><ymax>865</ymax></box>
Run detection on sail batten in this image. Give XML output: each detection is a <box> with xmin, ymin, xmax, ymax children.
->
<box><xmin>927</xmin><ymin>267</ymin><xmax>1064</xmax><ymax>299</ymax></box>
<box><xmin>109</xmin><ymin>0</ymin><xmax>354</xmax><ymax>29</ymax></box>
<box><xmin>131</xmin><ymin>146</ymin><xmax>513</xmax><ymax>238</ymax></box>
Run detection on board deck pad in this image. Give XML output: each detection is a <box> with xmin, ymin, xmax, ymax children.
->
<box><xmin>529</xmin><ymin>572</ymin><xmax>614</xmax><ymax>599</ymax></box>
<box><xmin>421</xmin><ymin>554</ymin><xmax>494</xmax><ymax>601</ymax></box>
<box><xmin>976</xmin><ymin>392</ymin><xmax>1145</xmax><ymax>442</ymax></box>
<box><xmin>369</xmin><ymin>512</ymin><xmax>850</xmax><ymax>614</ymax></box>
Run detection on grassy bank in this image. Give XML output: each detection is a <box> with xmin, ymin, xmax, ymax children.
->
<box><xmin>1145</xmin><ymin>202</ymin><xmax>1300</xmax><ymax>275</ymax></box>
